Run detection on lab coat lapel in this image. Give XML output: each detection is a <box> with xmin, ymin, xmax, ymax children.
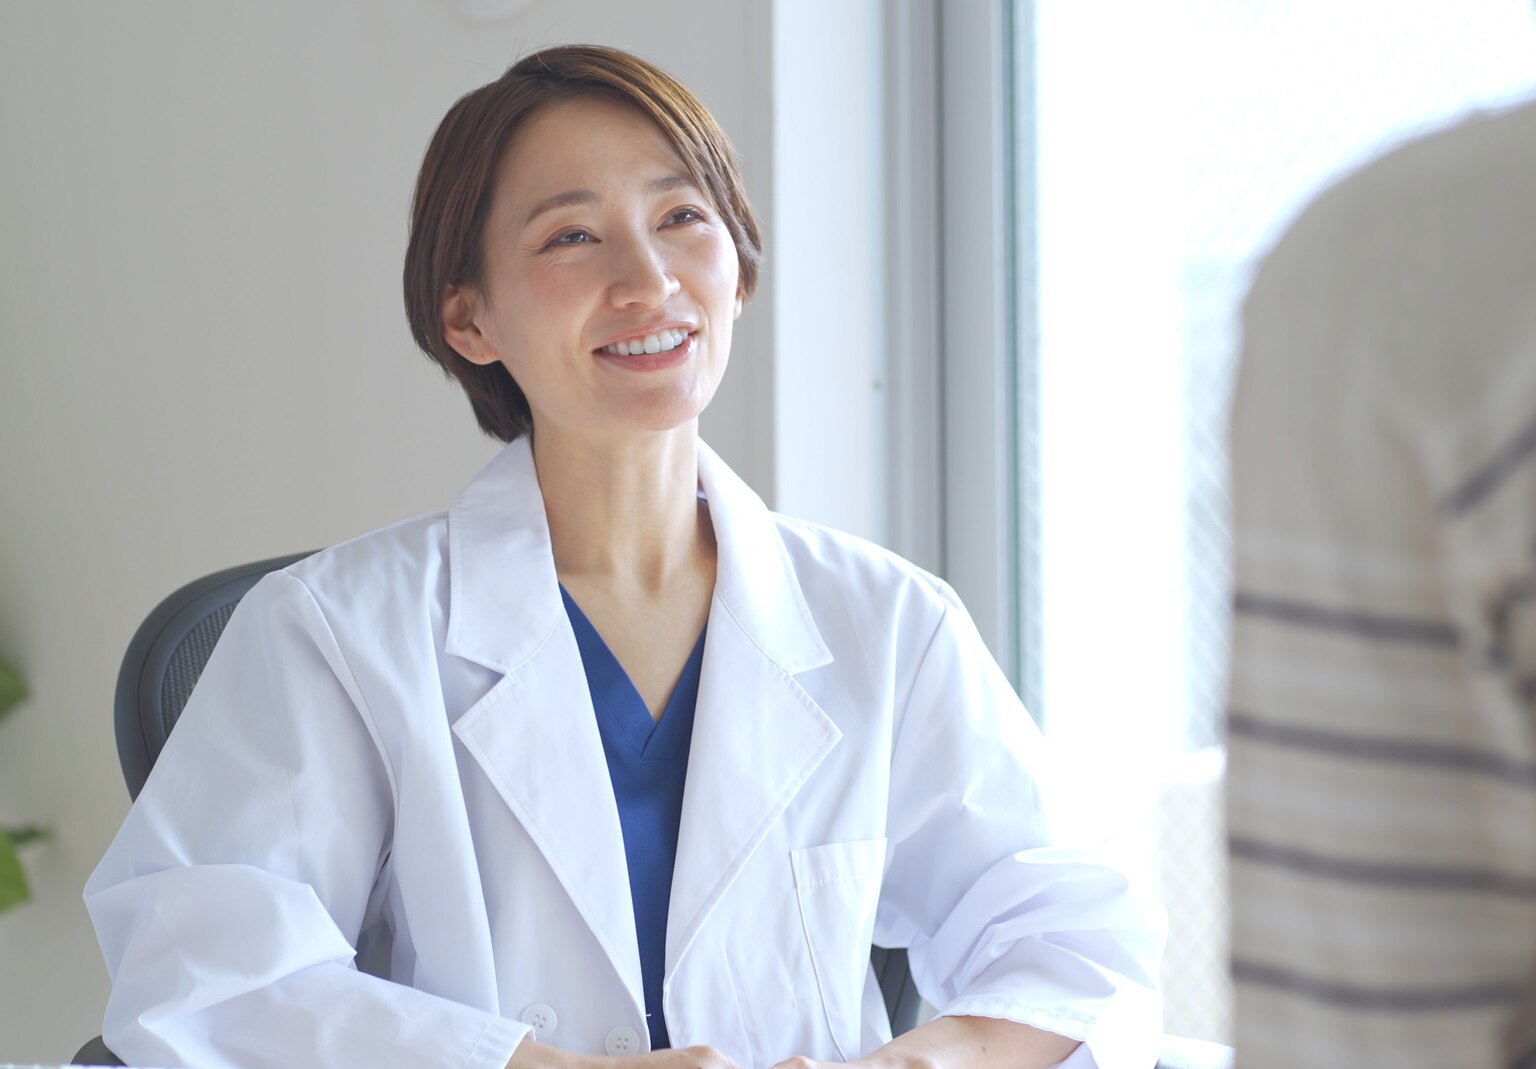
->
<box><xmin>666</xmin><ymin>444</ymin><xmax>841</xmax><ymax>971</ymax></box>
<box><xmin>444</xmin><ymin>439</ymin><xmax>645</xmax><ymax>1017</ymax></box>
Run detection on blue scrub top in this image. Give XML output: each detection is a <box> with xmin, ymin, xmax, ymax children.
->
<box><xmin>560</xmin><ymin>587</ymin><xmax>706</xmax><ymax>1052</ymax></box>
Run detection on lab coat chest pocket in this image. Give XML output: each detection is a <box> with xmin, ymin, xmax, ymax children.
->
<box><xmin>790</xmin><ymin>837</ymin><xmax>888</xmax><ymax>1061</ymax></box>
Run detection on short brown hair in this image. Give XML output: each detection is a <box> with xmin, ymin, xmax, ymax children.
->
<box><xmin>403</xmin><ymin>44</ymin><xmax>764</xmax><ymax>443</ymax></box>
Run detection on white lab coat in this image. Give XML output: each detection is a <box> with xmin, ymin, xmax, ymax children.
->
<box><xmin>86</xmin><ymin>439</ymin><xmax>1162</xmax><ymax>1069</ymax></box>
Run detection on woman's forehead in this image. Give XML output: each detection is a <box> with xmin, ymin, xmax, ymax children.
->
<box><xmin>495</xmin><ymin>96</ymin><xmax>694</xmax><ymax>209</ymax></box>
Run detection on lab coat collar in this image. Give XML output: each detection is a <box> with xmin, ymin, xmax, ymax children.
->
<box><xmin>444</xmin><ymin>436</ymin><xmax>834</xmax><ymax>677</ymax></box>
<box><xmin>695</xmin><ymin>440</ymin><xmax>833</xmax><ymax>675</ymax></box>
<box><xmin>444</xmin><ymin>437</ymin><xmax>563</xmax><ymax>673</ymax></box>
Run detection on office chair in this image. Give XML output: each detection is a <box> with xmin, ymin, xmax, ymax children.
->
<box><xmin>75</xmin><ymin>554</ymin><xmax>1231</xmax><ymax>1069</ymax></box>
<box><xmin>113</xmin><ymin>552</ymin><xmax>315</xmax><ymax>801</ymax></box>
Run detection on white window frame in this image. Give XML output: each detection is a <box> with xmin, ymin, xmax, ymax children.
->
<box><xmin>764</xmin><ymin>0</ymin><xmax>1023</xmax><ymax>682</ymax></box>
<box><xmin>883</xmin><ymin>0</ymin><xmax>1022</xmax><ymax>688</ymax></box>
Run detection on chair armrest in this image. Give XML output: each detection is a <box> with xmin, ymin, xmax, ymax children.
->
<box><xmin>71</xmin><ymin>1035</ymin><xmax>123</xmax><ymax>1066</ymax></box>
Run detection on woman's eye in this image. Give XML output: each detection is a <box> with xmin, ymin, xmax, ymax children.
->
<box><xmin>549</xmin><ymin>230</ymin><xmax>591</xmax><ymax>247</ymax></box>
<box><xmin>667</xmin><ymin>207</ymin><xmax>705</xmax><ymax>226</ymax></box>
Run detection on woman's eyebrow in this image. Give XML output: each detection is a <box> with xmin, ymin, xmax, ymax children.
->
<box><xmin>523</xmin><ymin>173</ymin><xmax>697</xmax><ymax>227</ymax></box>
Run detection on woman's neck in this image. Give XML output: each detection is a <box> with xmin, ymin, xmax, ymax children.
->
<box><xmin>530</xmin><ymin>423</ymin><xmax>713</xmax><ymax>593</ymax></box>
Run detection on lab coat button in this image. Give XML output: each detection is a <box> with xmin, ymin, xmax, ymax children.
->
<box><xmin>604</xmin><ymin>1026</ymin><xmax>641</xmax><ymax>1054</ymax></box>
<box><xmin>520</xmin><ymin>1003</ymin><xmax>558</xmax><ymax>1037</ymax></box>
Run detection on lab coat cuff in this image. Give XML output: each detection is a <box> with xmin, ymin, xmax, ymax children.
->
<box><xmin>462</xmin><ymin>1015</ymin><xmax>532</xmax><ymax>1069</ymax></box>
<box><xmin>938</xmin><ymin>992</ymin><xmax>1159</xmax><ymax>1069</ymax></box>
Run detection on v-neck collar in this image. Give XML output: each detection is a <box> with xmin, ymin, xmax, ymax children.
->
<box><xmin>559</xmin><ymin>585</ymin><xmax>706</xmax><ymax>762</ymax></box>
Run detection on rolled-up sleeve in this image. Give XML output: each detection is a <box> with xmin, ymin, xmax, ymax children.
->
<box><xmin>875</xmin><ymin>581</ymin><xmax>1166</xmax><ymax>1069</ymax></box>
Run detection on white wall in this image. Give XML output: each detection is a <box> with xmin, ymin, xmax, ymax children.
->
<box><xmin>0</xmin><ymin>1</ymin><xmax>786</xmax><ymax>1059</ymax></box>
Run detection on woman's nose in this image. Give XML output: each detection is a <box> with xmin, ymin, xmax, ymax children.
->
<box><xmin>608</xmin><ymin>235</ymin><xmax>680</xmax><ymax>308</ymax></box>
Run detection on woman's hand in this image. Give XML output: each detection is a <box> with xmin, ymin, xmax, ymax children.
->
<box><xmin>636</xmin><ymin>1046</ymin><xmax>751</xmax><ymax>1069</ymax></box>
<box><xmin>506</xmin><ymin>1037</ymin><xmax>749</xmax><ymax>1069</ymax></box>
<box><xmin>764</xmin><ymin>1014</ymin><xmax>1081</xmax><ymax>1069</ymax></box>
<box><xmin>508</xmin><ymin>1017</ymin><xmax>1079</xmax><ymax>1069</ymax></box>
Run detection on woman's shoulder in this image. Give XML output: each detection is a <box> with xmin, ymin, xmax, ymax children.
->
<box><xmin>768</xmin><ymin>512</ymin><xmax>960</xmax><ymax>621</ymax></box>
<box><xmin>276</xmin><ymin>509</ymin><xmax>453</xmax><ymax>609</ymax></box>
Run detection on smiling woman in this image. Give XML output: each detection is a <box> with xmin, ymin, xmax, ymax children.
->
<box><xmin>440</xmin><ymin>96</ymin><xmax>741</xmax><ymax>447</ymax></box>
<box><xmin>83</xmin><ymin>44</ymin><xmax>1164</xmax><ymax>1069</ymax></box>
<box><xmin>403</xmin><ymin>46</ymin><xmax>761</xmax><ymax>446</ymax></box>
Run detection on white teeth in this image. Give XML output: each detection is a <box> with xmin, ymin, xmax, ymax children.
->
<box><xmin>602</xmin><ymin>330</ymin><xmax>688</xmax><ymax>356</ymax></box>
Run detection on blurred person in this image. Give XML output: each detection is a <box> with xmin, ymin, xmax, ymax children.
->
<box><xmin>1227</xmin><ymin>95</ymin><xmax>1536</xmax><ymax>1068</ymax></box>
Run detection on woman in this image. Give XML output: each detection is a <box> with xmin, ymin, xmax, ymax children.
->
<box><xmin>86</xmin><ymin>45</ymin><xmax>1162</xmax><ymax>1069</ymax></box>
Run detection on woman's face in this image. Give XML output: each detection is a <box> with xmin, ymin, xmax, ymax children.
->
<box><xmin>447</xmin><ymin>94</ymin><xmax>742</xmax><ymax>442</ymax></box>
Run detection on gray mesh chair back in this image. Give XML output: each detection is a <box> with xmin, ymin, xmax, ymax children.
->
<box><xmin>871</xmin><ymin>946</ymin><xmax>919</xmax><ymax>1034</ymax></box>
<box><xmin>113</xmin><ymin>551</ymin><xmax>312</xmax><ymax>799</ymax></box>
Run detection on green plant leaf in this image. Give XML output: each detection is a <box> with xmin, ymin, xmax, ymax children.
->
<box><xmin>5</xmin><ymin>824</ymin><xmax>49</xmax><ymax>847</ymax></box>
<box><xmin>0</xmin><ymin>829</ymin><xmax>29</xmax><ymax>912</ymax></box>
<box><xmin>0</xmin><ymin>658</ymin><xmax>25</xmax><ymax>722</ymax></box>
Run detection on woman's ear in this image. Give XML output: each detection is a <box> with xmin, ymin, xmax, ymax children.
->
<box><xmin>441</xmin><ymin>285</ymin><xmax>499</xmax><ymax>366</ymax></box>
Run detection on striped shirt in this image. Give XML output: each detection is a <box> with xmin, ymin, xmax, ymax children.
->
<box><xmin>1228</xmin><ymin>99</ymin><xmax>1536</xmax><ymax>1069</ymax></box>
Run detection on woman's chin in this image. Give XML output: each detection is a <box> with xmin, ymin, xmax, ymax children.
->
<box><xmin>533</xmin><ymin>401</ymin><xmax>711</xmax><ymax>447</ymax></box>
<box><xmin>605</xmin><ymin>380</ymin><xmax>720</xmax><ymax>436</ymax></box>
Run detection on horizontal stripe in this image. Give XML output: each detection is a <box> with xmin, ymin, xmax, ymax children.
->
<box><xmin>1234</xmin><ymin>591</ymin><xmax>1460</xmax><ymax>646</ymax></box>
<box><xmin>1238</xmin><ymin>531</ymin><xmax>1443</xmax><ymax>591</ymax></box>
<box><xmin>1228</xmin><ymin>710</ymin><xmax>1536</xmax><ymax>788</ymax></box>
<box><xmin>1233</xmin><ymin>957</ymin><xmax>1525</xmax><ymax>1011</ymax></box>
<box><xmin>1489</xmin><ymin>572</ymin><xmax>1536</xmax><ymax>672</ymax></box>
<box><xmin>1234</xmin><ymin>881</ymin><xmax>1536</xmax><ymax>973</ymax></box>
<box><xmin>1230</xmin><ymin>836</ymin><xmax>1536</xmax><ymax>897</ymax></box>
<box><xmin>1443</xmin><ymin>409</ymin><xmax>1536</xmax><ymax>516</ymax></box>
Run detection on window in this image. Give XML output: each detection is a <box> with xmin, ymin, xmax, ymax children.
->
<box><xmin>1009</xmin><ymin>0</ymin><xmax>1536</xmax><ymax>1042</ymax></box>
